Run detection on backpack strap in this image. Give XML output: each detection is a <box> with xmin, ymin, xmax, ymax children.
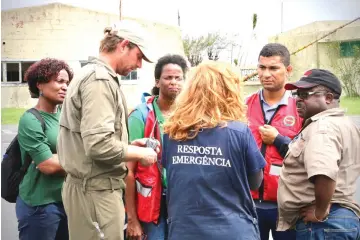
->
<box><xmin>27</xmin><ymin>108</ymin><xmax>46</xmax><ymax>132</ymax></box>
<box><xmin>21</xmin><ymin>108</ymin><xmax>46</xmax><ymax>171</ymax></box>
<box><xmin>135</xmin><ymin>103</ymin><xmax>150</xmax><ymax>123</ymax></box>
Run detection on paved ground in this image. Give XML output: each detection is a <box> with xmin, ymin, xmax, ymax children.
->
<box><xmin>352</xmin><ymin>116</ymin><xmax>360</xmax><ymax>127</ymax></box>
<box><xmin>1</xmin><ymin>125</ymin><xmax>18</xmax><ymax>240</ymax></box>
<box><xmin>1</xmin><ymin>117</ymin><xmax>360</xmax><ymax>239</ymax></box>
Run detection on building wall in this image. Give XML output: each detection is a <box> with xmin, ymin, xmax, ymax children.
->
<box><xmin>1</xmin><ymin>84</ymin><xmax>38</xmax><ymax>108</ymax></box>
<box><xmin>1</xmin><ymin>3</ymin><xmax>116</xmax><ymax>60</ymax></box>
<box><xmin>1</xmin><ymin>3</ymin><xmax>185</xmax><ymax>109</ymax></box>
<box><xmin>269</xmin><ymin>20</ymin><xmax>360</xmax><ymax>83</ymax></box>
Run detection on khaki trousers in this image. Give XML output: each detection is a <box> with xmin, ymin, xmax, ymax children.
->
<box><xmin>62</xmin><ymin>175</ymin><xmax>125</xmax><ymax>240</ymax></box>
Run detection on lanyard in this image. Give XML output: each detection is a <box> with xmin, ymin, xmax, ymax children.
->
<box><xmin>147</xmin><ymin>117</ymin><xmax>166</xmax><ymax>187</ymax></box>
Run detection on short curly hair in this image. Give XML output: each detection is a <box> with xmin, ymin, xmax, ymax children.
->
<box><xmin>25</xmin><ymin>58</ymin><xmax>74</xmax><ymax>98</ymax></box>
<box><xmin>152</xmin><ymin>54</ymin><xmax>188</xmax><ymax>95</ymax></box>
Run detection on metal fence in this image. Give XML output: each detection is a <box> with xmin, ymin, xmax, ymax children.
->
<box><xmin>239</xmin><ymin>68</ymin><xmax>258</xmax><ymax>82</ymax></box>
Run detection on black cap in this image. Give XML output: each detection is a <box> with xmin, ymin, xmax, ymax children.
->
<box><xmin>285</xmin><ymin>69</ymin><xmax>342</xmax><ymax>96</ymax></box>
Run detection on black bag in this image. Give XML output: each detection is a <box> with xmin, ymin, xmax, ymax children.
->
<box><xmin>1</xmin><ymin>108</ymin><xmax>46</xmax><ymax>203</ymax></box>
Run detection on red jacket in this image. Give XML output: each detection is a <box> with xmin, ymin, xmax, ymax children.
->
<box><xmin>246</xmin><ymin>92</ymin><xmax>302</xmax><ymax>202</ymax></box>
<box><xmin>132</xmin><ymin>96</ymin><xmax>163</xmax><ymax>224</ymax></box>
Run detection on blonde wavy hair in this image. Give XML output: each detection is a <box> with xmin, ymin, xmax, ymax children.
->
<box><xmin>164</xmin><ymin>61</ymin><xmax>247</xmax><ymax>141</ymax></box>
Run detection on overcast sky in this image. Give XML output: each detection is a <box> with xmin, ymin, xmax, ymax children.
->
<box><xmin>2</xmin><ymin>0</ymin><xmax>359</xmax><ymax>35</ymax></box>
<box><xmin>2</xmin><ymin>0</ymin><xmax>359</xmax><ymax>65</ymax></box>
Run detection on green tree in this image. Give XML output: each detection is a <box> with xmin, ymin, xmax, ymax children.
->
<box><xmin>326</xmin><ymin>42</ymin><xmax>360</xmax><ymax>97</ymax></box>
<box><xmin>233</xmin><ymin>59</ymin><xmax>238</xmax><ymax>66</ymax></box>
<box><xmin>183</xmin><ymin>32</ymin><xmax>229</xmax><ymax>66</ymax></box>
<box><xmin>236</xmin><ymin>13</ymin><xmax>258</xmax><ymax>67</ymax></box>
<box><xmin>206</xmin><ymin>32</ymin><xmax>229</xmax><ymax>61</ymax></box>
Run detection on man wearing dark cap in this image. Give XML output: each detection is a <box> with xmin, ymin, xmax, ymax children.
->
<box><xmin>277</xmin><ymin>69</ymin><xmax>360</xmax><ymax>239</ymax></box>
<box><xmin>58</xmin><ymin>20</ymin><xmax>159</xmax><ymax>240</ymax></box>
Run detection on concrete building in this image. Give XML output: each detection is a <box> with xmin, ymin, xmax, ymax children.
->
<box><xmin>241</xmin><ymin>20</ymin><xmax>360</xmax><ymax>96</ymax></box>
<box><xmin>269</xmin><ymin>20</ymin><xmax>360</xmax><ymax>88</ymax></box>
<box><xmin>1</xmin><ymin>3</ymin><xmax>185</xmax><ymax>109</ymax></box>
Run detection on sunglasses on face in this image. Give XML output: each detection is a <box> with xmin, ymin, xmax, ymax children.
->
<box><xmin>291</xmin><ymin>90</ymin><xmax>329</xmax><ymax>100</ymax></box>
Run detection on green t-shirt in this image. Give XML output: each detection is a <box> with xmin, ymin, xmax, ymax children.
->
<box><xmin>18</xmin><ymin>110</ymin><xmax>64</xmax><ymax>206</ymax></box>
<box><xmin>128</xmin><ymin>96</ymin><xmax>165</xmax><ymax>142</ymax></box>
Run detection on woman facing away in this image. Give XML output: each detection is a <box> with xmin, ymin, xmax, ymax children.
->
<box><xmin>16</xmin><ymin>58</ymin><xmax>73</xmax><ymax>240</ymax></box>
<box><xmin>162</xmin><ymin>61</ymin><xmax>266</xmax><ymax>240</ymax></box>
<box><xmin>125</xmin><ymin>54</ymin><xmax>188</xmax><ymax>240</ymax></box>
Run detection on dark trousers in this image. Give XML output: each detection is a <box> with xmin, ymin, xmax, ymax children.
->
<box><xmin>16</xmin><ymin>197</ymin><xmax>68</xmax><ymax>240</ymax></box>
<box><xmin>140</xmin><ymin>196</ymin><xmax>168</xmax><ymax>240</ymax></box>
<box><xmin>257</xmin><ymin>207</ymin><xmax>296</xmax><ymax>240</ymax></box>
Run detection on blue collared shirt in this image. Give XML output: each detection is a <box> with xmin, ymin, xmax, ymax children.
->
<box><xmin>259</xmin><ymin>90</ymin><xmax>290</xmax><ymax>123</ymax></box>
<box><xmin>255</xmin><ymin>90</ymin><xmax>293</xmax><ymax>209</ymax></box>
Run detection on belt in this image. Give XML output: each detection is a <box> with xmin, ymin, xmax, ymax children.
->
<box><xmin>65</xmin><ymin>174</ymin><xmax>125</xmax><ymax>192</ymax></box>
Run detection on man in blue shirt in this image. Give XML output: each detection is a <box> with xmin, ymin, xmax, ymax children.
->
<box><xmin>246</xmin><ymin>43</ymin><xmax>303</xmax><ymax>240</ymax></box>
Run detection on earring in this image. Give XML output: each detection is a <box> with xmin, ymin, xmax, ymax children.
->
<box><xmin>39</xmin><ymin>91</ymin><xmax>43</xmax><ymax>96</ymax></box>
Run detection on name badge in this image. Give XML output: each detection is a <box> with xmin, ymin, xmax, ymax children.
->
<box><xmin>269</xmin><ymin>164</ymin><xmax>282</xmax><ymax>176</ymax></box>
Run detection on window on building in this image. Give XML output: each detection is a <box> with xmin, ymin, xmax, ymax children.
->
<box><xmin>1</xmin><ymin>61</ymin><xmax>36</xmax><ymax>83</ymax></box>
<box><xmin>6</xmin><ymin>63</ymin><xmax>20</xmax><ymax>82</ymax></box>
<box><xmin>1</xmin><ymin>64</ymin><xmax>4</xmax><ymax>82</ymax></box>
<box><xmin>21</xmin><ymin>62</ymin><xmax>36</xmax><ymax>82</ymax></box>
<box><xmin>340</xmin><ymin>41</ymin><xmax>360</xmax><ymax>57</ymax></box>
<box><xmin>121</xmin><ymin>70</ymin><xmax>138</xmax><ymax>81</ymax></box>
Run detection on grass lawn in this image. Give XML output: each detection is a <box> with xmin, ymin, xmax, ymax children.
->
<box><xmin>1</xmin><ymin>108</ymin><xmax>27</xmax><ymax>125</ymax></box>
<box><xmin>340</xmin><ymin>97</ymin><xmax>360</xmax><ymax>115</ymax></box>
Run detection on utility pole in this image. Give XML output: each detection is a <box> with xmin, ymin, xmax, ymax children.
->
<box><xmin>280</xmin><ymin>1</ymin><xmax>283</xmax><ymax>33</ymax></box>
<box><xmin>178</xmin><ymin>9</ymin><xmax>181</xmax><ymax>27</ymax></box>
<box><xmin>119</xmin><ymin>0</ymin><xmax>123</xmax><ymax>20</ymax></box>
<box><xmin>243</xmin><ymin>17</ymin><xmax>360</xmax><ymax>82</ymax></box>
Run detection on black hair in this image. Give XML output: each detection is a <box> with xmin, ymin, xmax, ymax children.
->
<box><xmin>151</xmin><ymin>54</ymin><xmax>188</xmax><ymax>95</ymax></box>
<box><xmin>258</xmin><ymin>43</ymin><xmax>290</xmax><ymax>67</ymax></box>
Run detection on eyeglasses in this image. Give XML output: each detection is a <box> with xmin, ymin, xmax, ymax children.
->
<box><xmin>291</xmin><ymin>91</ymin><xmax>328</xmax><ymax>100</ymax></box>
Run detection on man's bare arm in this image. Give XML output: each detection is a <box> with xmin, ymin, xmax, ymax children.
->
<box><xmin>313</xmin><ymin>174</ymin><xmax>336</xmax><ymax>219</ymax></box>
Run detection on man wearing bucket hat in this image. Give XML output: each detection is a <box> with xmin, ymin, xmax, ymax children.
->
<box><xmin>277</xmin><ymin>69</ymin><xmax>360</xmax><ymax>239</ymax></box>
<box><xmin>58</xmin><ymin>20</ymin><xmax>159</xmax><ymax>240</ymax></box>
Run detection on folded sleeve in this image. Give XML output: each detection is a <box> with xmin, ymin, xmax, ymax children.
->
<box><xmin>18</xmin><ymin>112</ymin><xmax>53</xmax><ymax>165</ymax></box>
<box><xmin>273</xmin><ymin>134</ymin><xmax>291</xmax><ymax>158</ymax></box>
<box><xmin>80</xmin><ymin>79</ymin><xmax>127</xmax><ymax>164</ymax></box>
